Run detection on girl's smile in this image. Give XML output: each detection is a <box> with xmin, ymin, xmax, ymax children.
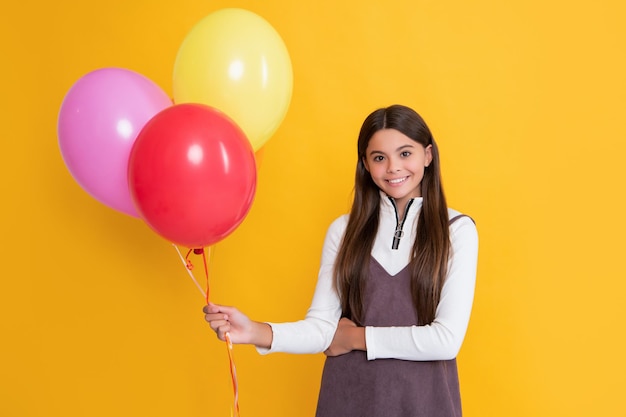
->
<box><xmin>387</xmin><ymin>176</ymin><xmax>409</xmax><ymax>185</ymax></box>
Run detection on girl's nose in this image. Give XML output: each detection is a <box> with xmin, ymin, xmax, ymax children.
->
<box><xmin>386</xmin><ymin>158</ymin><xmax>400</xmax><ymax>172</ymax></box>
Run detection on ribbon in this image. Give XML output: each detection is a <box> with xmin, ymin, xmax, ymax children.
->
<box><xmin>173</xmin><ymin>244</ymin><xmax>241</xmax><ymax>416</ymax></box>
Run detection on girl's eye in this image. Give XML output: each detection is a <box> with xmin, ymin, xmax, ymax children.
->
<box><xmin>401</xmin><ymin>151</ymin><xmax>411</xmax><ymax>157</ymax></box>
<box><xmin>373</xmin><ymin>155</ymin><xmax>384</xmax><ymax>162</ymax></box>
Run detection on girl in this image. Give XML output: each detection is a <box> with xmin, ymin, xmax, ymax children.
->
<box><xmin>204</xmin><ymin>104</ymin><xmax>478</xmax><ymax>417</ymax></box>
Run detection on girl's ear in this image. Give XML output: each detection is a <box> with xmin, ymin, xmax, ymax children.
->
<box><xmin>424</xmin><ymin>144</ymin><xmax>433</xmax><ymax>167</ymax></box>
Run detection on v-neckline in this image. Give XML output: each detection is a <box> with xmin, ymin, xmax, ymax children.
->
<box><xmin>370</xmin><ymin>256</ymin><xmax>410</xmax><ymax>278</ymax></box>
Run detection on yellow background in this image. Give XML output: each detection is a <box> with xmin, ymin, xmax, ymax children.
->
<box><xmin>2</xmin><ymin>1</ymin><xmax>625</xmax><ymax>416</ymax></box>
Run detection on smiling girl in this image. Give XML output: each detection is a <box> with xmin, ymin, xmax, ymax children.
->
<box><xmin>204</xmin><ymin>104</ymin><xmax>479</xmax><ymax>417</ymax></box>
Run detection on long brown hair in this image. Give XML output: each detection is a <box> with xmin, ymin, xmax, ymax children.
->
<box><xmin>334</xmin><ymin>105</ymin><xmax>450</xmax><ymax>326</ymax></box>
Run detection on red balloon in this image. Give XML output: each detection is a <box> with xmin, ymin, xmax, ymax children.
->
<box><xmin>128</xmin><ymin>103</ymin><xmax>257</xmax><ymax>248</ymax></box>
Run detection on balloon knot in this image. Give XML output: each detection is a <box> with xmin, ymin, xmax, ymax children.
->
<box><xmin>193</xmin><ymin>248</ymin><xmax>204</xmax><ymax>255</ymax></box>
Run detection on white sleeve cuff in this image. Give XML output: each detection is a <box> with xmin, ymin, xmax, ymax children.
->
<box><xmin>365</xmin><ymin>326</ymin><xmax>376</xmax><ymax>360</ymax></box>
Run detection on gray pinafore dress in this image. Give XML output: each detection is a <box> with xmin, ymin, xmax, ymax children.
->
<box><xmin>315</xmin><ymin>256</ymin><xmax>463</xmax><ymax>417</ymax></box>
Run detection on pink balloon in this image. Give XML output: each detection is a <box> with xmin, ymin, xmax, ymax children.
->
<box><xmin>58</xmin><ymin>68</ymin><xmax>172</xmax><ymax>216</ymax></box>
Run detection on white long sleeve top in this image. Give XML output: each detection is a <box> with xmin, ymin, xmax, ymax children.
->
<box><xmin>258</xmin><ymin>194</ymin><xmax>479</xmax><ymax>361</ymax></box>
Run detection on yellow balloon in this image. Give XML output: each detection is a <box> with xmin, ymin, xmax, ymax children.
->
<box><xmin>173</xmin><ymin>9</ymin><xmax>293</xmax><ymax>151</ymax></box>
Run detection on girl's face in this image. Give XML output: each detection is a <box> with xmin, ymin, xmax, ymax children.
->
<box><xmin>363</xmin><ymin>128</ymin><xmax>432</xmax><ymax>208</ymax></box>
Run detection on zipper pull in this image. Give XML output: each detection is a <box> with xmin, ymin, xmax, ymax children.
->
<box><xmin>388</xmin><ymin>196</ymin><xmax>414</xmax><ymax>250</ymax></box>
<box><xmin>392</xmin><ymin>226</ymin><xmax>404</xmax><ymax>250</ymax></box>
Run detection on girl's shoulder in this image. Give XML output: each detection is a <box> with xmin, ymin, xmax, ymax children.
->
<box><xmin>321</xmin><ymin>213</ymin><xmax>350</xmax><ymax>249</ymax></box>
<box><xmin>447</xmin><ymin>208</ymin><xmax>478</xmax><ymax>241</ymax></box>
<box><xmin>447</xmin><ymin>208</ymin><xmax>474</xmax><ymax>224</ymax></box>
<box><xmin>328</xmin><ymin>213</ymin><xmax>350</xmax><ymax>233</ymax></box>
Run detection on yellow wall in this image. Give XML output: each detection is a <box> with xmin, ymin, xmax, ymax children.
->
<box><xmin>2</xmin><ymin>1</ymin><xmax>625</xmax><ymax>416</ymax></box>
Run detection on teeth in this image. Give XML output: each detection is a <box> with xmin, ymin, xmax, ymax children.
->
<box><xmin>388</xmin><ymin>177</ymin><xmax>407</xmax><ymax>184</ymax></box>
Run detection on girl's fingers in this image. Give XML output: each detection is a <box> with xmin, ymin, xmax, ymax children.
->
<box><xmin>204</xmin><ymin>313</ymin><xmax>229</xmax><ymax>322</ymax></box>
<box><xmin>216</xmin><ymin>324</ymin><xmax>232</xmax><ymax>341</ymax></box>
<box><xmin>202</xmin><ymin>304</ymin><xmax>244</xmax><ymax>342</ymax></box>
<box><xmin>203</xmin><ymin>304</ymin><xmax>220</xmax><ymax>314</ymax></box>
<box><xmin>208</xmin><ymin>319</ymin><xmax>229</xmax><ymax>331</ymax></box>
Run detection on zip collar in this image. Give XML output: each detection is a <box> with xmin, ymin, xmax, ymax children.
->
<box><xmin>382</xmin><ymin>194</ymin><xmax>422</xmax><ymax>250</ymax></box>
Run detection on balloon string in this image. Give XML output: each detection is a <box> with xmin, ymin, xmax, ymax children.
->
<box><xmin>172</xmin><ymin>244</ymin><xmax>205</xmax><ymax>297</ymax></box>
<box><xmin>201</xmin><ymin>247</ymin><xmax>210</xmax><ymax>305</ymax></box>
<box><xmin>225</xmin><ymin>332</ymin><xmax>240</xmax><ymax>417</ymax></box>
<box><xmin>171</xmin><ymin>244</ymin><xmax>240</xmax><ymax>416</ymax></box>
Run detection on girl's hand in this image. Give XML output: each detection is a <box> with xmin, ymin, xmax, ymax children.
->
<box><xmin>324</xmin><ymin>317</ymin><xmax>366</xmax><ymax>357</ymax></box>
<box><xmin>203</xmin><ymin>303</ymin><xmax>273</xmax><ymax>348</ymax></box>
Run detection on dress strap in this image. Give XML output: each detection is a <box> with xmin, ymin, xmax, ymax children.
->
<box><xmin>449</xmin><ymin>214</ymin><xmax>475</xmax><ymax>226</ymax></box>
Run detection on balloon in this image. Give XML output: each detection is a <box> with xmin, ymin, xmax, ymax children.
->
<box><xmin>58</xmin><ymin>68</ymin><xmax>171</xmax><ymax>216</ymax></box>
<box><xmin>173</xmin><ymin>8</ymin><xmax>293</xmax><ymax>151</ymax></box>
<box><xmin>128</xmin><ymin>103</ymin><xmax>257</xmax><ymax>248</ymax></box>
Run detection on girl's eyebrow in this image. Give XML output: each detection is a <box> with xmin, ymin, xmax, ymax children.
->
<box><xmin>368</xmin><ymin>144</ymin><xmax>415</xmax><ymax>156</ymax></box>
